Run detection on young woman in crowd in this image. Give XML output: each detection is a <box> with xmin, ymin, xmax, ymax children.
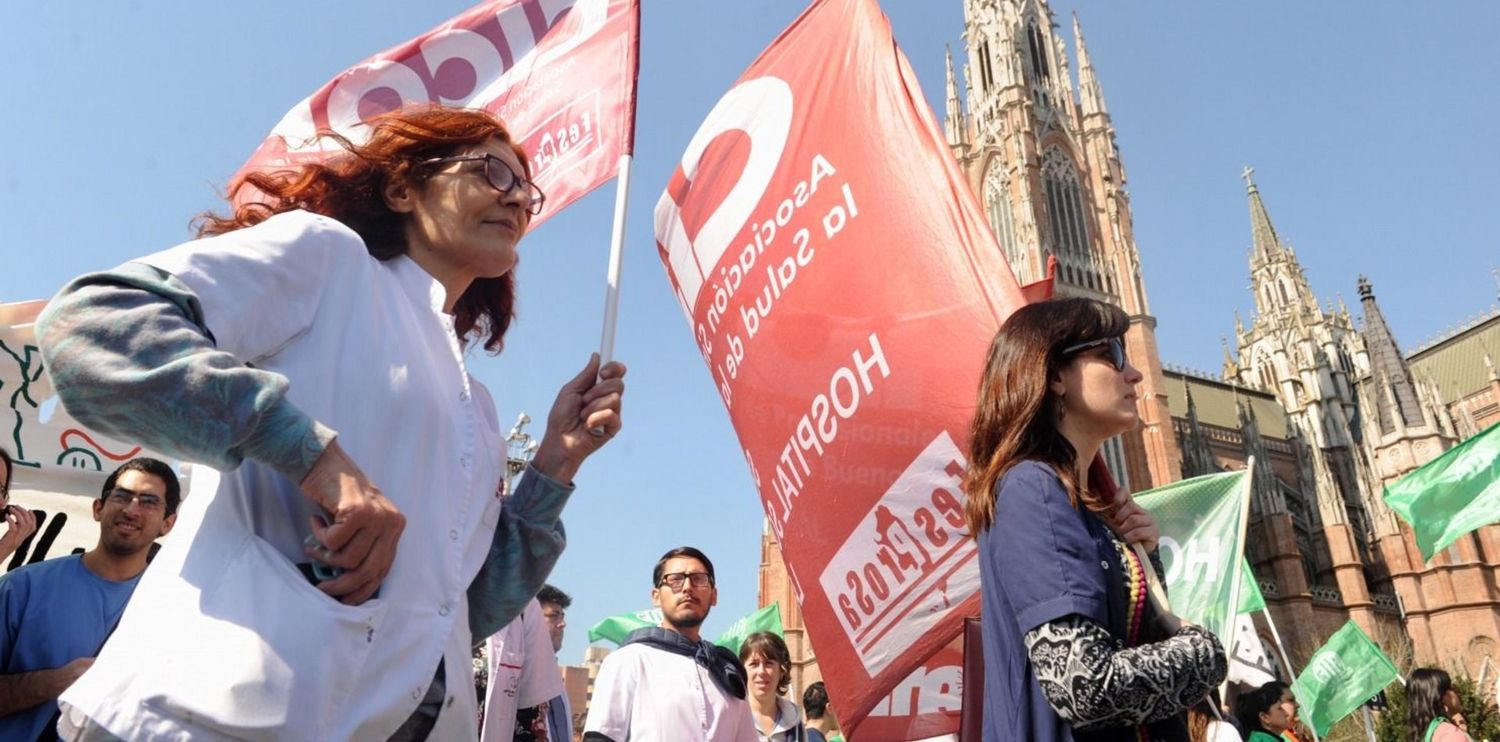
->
<box><xmin>37</xmin><ymin>105</ymin><xmax>625</xmax><ymax>740</ymax></box>
<box><xmin>741</xmin><ymin>631</ymin><xmax>804</xmax><ymax>741</ymax></box>
<box><xmin>1408</xmin><ymin>668</ymin><xmax>1473</xmax><ymax>741</ymax></box>
<box><xmin>1234</xmin><ymin>682</ymin><xmax>1297</xmax><ymax>742</ymax></box>
<box><xmin>963</xmin><ymin>297</ymin><xmax>1227</xmax><ymax>741</ymax></box>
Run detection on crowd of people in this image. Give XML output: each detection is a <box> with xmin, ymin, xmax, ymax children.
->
<box><xmin>0</xmin><ymin>101</ymin><xmax>1487</xmax><ymax>741</ymax></box>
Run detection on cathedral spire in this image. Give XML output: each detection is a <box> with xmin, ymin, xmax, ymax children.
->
<box><xmin>1181</xmin><ymin>378</ymin><xmax>1217</xmax><ymax>478</ymax></box>
<box><xmin>944</xmin><ymin>44</ymin><xmax>968</xmax><ymax>148</ymax></box>
<box><xmin>1357</xmin><ymin>276</ymin><xmax>1425</xmax><ymax>436</ymax></box>
<box><xmin>1072</xmin><ymin>13</ymin><xmax>1108</xmax><ymax>118</ymax></box>
<box><xmin>1238</xmin><ymin>401</ymin><xmax>1285</xmax><ymax>514</ymax></box>
<box><xmin>1221</xmin><ymin>336</ymin><xmax>1239</xmax><ymax>380</ymax></box>
<box><xmin>1243</xmin><ymin>166</ymin><xmax>1286</xmax><ymax>265</ymax></box>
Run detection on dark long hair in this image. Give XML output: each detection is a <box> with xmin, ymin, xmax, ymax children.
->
<box><xmin>963</xmin><ymin>298</ymin><xmax>1129</xmax><ymax>535</ymax></box>
<box><xmin>196</xmin><ymin>106</ymin><xmax>525</xmax><ymax>353</ymax></box>
<box><xmin>1407</xmin><ymin>668</ymin><xmax>1453</xmax><ymax>742</ymax></box>
<box><xmin>1235</xmin><ymin>682</ymin><xmax>1285</xmax><ymax>736</ymax></box>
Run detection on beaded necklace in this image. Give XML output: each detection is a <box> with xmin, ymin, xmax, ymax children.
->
<box><xmin>1118</xmin><ymin>540</ymin><xmax>1151</xmax><ymax>741</ymax></box>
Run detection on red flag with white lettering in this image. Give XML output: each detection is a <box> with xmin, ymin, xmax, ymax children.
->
<box><xmin>654</xmin><ymin>0</ymin><xmax>1025</xmax><ymax>733</ymax></box>
<box><xmin>233</xmin><ymin>0</ymin><xmax>639</xmax><ymax>229</ymax></box>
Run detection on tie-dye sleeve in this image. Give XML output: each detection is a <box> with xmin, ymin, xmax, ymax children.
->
<box><xmin>35</xmin><ymin>261</ymin><xmax>335</xmax><ymax>481</ymax></box>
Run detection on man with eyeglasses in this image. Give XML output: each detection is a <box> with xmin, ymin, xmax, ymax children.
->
<box><xmin>584</xmin><ymin>546</ymin><xmax>756</xmax><ymax>741</ymax></box>
<box><xmin>0</xmin><ymin>457</ymin><xmax>178</xmax><ymax>740</ymax></box>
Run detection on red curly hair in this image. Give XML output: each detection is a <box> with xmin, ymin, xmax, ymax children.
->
<box><xmin>196</xmin><ymin>106</ymin><xmax>528</xmax><ymax>353</ymax></box>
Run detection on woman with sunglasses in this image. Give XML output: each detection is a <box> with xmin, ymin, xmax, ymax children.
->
<box><xmin>963</xmin><ymin>298</ymin><xmax>1226</xmax><ymax>741</ymax></box>
<box><xmin>35</xmin><ymin>106</ymin><xmax>625</xmax><ymax>740</ymax></box>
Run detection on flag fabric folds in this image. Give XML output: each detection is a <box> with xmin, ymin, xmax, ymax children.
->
<box><xmin>651</xmin><ymin>0</ymin><xmax>1026</xmax><ymax>734</ymax></box>
<box><xmin>1238</xmin><ymin>556</ymin><xmax>1266</xmax><ymax>614</ymax></box>
<box><xmin>585</xmin><ymin>608</ymin><xmax>661</xmax><ymax>646</ymax></box>
<box><xmin>1291</xmin><ymin>621</ymin><xmax>1399</xmax><ymax>736</ymax></box>
<box><xmin>711</xmin><ymin>603</ymin><xmax>783</xmax><ymax>653</ymax></box>
<box><xmin>1134</xmin><ymin>469</ymin><xmax>1253</xmax><ymax>643</ymax></box>
<box><xmin>585</xmin><ymin>604</ymin><xmax>782</xmax><ymax>652</ymax></box>
<box><xmin>1383</xmin><ymin>421</ymin><xmax>1500</xmax><ymax>561</ymax></box>
<box><xmin>233</xmin><ymin>0</ymin><xmax>641</xmax><ymax>231</ymax></box>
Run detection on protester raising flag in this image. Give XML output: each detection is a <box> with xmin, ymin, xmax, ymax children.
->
<box><xmin>234</xmin><ymin>0</ymin><xmax>640</xmax><ymax>231</ymax></box>
<box><xmin>1134</xmin><ymin>468</ymin><xmax>1254</xmax><ymax>642</ymax></box>
<box><xmin>1384</xmin><ymin>421</ymin><xmax>1500</xmax><ymax>561</ymax></box>
<box><xmin>653</xmin><ymin>0</ymin><xmax>1025</xmax><ymax>735</ymax></box>
<box><xmin>1291</xmin><ymin>621</ymin><xmax>1400</xmax><ymax>736</ymax></box>
<box><xmin>586</xmin><ymin>604</ymin><xmax>782</xmax><ymax>652</ymax></box>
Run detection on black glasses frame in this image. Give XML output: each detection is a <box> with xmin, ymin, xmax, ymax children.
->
<box><xmin>103</xmin><ymin>487</ymin><xmax>165</xmax><ymax>511</ymax></box>
<box><xmin>1060</xmin><ymin>335</ymin><xmax>1127</xmax><ymax>372</ymax></box>
<box><xmin>421</xmin><ymin>153</ymin><xmax>547</xmax><ymax>215</ymax></box>
<box><xmin>657</xmin><ymin>571</ymin><xmax>714</xmax><ymax>590</ymax></box>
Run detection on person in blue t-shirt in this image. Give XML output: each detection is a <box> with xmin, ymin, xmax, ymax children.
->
<box><xmin>962</xmin><ymin>298</ymin><xmax>1227</xmax><ymax>741</ymax></box>
<box><xmin>0</xmin><ymin>457</ymin><xmax>179</xmax><ymax>741</ymax></box>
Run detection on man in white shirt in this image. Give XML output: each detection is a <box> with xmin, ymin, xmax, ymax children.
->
<box><xmin>536</xmin><ymin>584</ymin><xmax>574</xmax><ymax>741</ymax></box>
<box><xmin>583</xmin><ymin>547</ymin><xmax>756</xmax><ymax>742</ymax></box>
<box><xmin>480</xmin><ymin>599</ymin><xmax>562</xmax><ymax>741</ymax></box>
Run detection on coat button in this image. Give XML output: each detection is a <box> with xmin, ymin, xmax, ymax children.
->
<box><xmin>439</xmin><ymin>603</ymin><xmax>451</xmax><ymax>616</ymax></box>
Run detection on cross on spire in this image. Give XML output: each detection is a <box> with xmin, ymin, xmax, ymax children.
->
<box><xmin>1241</xmin><ymin>165</ymin><xmax>1256</xmax><ymax>189</ymax></box>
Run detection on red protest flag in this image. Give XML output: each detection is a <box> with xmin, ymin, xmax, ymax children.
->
<box><xmin>233</xmin><ymin>0</ymin><xmax>639</xmax><ymax>230</ymax></box>
<box><xmin>653</xmin><ymin>0</ymin><xmax>1026</xmax><ymax>733</ymax></box>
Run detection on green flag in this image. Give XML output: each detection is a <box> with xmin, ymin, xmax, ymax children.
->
<box><xmin>1383</xmin><ymin>421</ymin><xmax>1500</xmax><ymax>561</ymax></box>
<box><xmin>1135</xmin><ymin>469</ymin><xmax>1251</xmax><ymax>642</ymax></box>
<box><xmin>712</xmin><ymin>603</ymin><xmax>784</xmax><ymax>652</ymax></box>
<box><xmin>1291</xmin><ymin>621</ymin><xmax>1399</xmax><ymax>736</ymax></box>
<box><xmin>586</xmin><ymin>604</ymin><xmax>783</xmax><ymax>649</ymax></box>
<box><xmin>1238</xmin><ymin>557</ymin><xmax>1266</xmax><ymax>614</ymax></box>
<box><xmin>586</xmin><ymin>609</ymin><xmax>662</xmax><ymax>645</ymax></box>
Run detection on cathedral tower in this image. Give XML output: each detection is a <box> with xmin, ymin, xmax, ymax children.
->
<box><xmin>948</xmin><ymin>0</ymin><xmax>1181</xmax><ymax>490</ymax></box>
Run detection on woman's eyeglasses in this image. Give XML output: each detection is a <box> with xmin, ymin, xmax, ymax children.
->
<box><xmin>1060</xmin><ymin>335</ymin><xmax>1127</xmax><ymax>372</ymax></box>
<box><xmin>421</xmin><ymin>153</ymin><xmax>547</xmax><ymax>215</ymax></box>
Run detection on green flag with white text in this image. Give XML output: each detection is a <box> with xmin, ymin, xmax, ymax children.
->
<box><xmin>1384</xmin><ymin>421</ymin><xmax>1500</xmax><ymax>561</ymax></box>
<box><xmin>1135</xmin><ymin>469</ymin><xmax>1252</xmax><ymax>643</ymax></box>
<box><xmin>712</xmin><ymin>603</ymin><xmax>783</xmax><ymax>652</ymax></box>
<box><xmin>1291</xmin><ymin>621</ymin><xmax>1399</xmax><ymax>736</ymax></box>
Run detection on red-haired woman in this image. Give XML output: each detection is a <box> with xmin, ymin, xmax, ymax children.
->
<box><xmin>963</xmin><ymin>298</ymin><xmax>1226</xmax><ymax>741</ymax></box>
<box><xmin>37</xmin><ymin>106</ymin><xmax>624</xmax><ymax>740</ymax></box>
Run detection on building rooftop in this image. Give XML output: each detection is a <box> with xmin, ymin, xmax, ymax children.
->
<box><xmin>1408</xmin><ymin>309</ymin><xmax>1500</xmax><ymax>404</ymax></box>
<box><xmin>1162</xmin><ymin>367</ymin><xmax>1288</xmax><ymax>439</ymax></box>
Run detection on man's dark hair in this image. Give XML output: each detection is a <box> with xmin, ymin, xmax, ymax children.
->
<box><xmin>803</xmin><ymin>681</ymin><xmax>829</xmax><ymax>720</ymax></box>
<box><xmin>102</xmin><ymin>457</ymin><xmax>182</xmax><ymax>516</ymax></box>
<box><xmin>537</xmin><ymin>584</ymin><xmax>572</xmax><ymax>608</ymax></box>
<box><xmin>652</xmin><ymin>546</ymin><xmax>715</xmax><ymax>587</ymax></box>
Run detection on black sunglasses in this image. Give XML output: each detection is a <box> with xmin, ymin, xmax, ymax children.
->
<box><xmin>421</xmin><ymin>153</ymin><xmax>547</xmax><ymax>215</ymax></box>
<box><xmin>1060</xmin><ymin>335</ymin><xmax>1127</xmax><ymax>371</ymax></box>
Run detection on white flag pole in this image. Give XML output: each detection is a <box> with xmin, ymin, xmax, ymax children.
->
<box><xmin>1258</xmin><ymin>606</ymin><xmax>1321</xmax><ymax>742</ymax></box>
<box><xmin>597</xmin><ymin>152</ymin><xmax>633</xmax><ymax>366</ymax></box>
<box><xmin>1218</xmin><ymin>462</ymin><xmax>1258</xmax><ymax>716</ymax></box>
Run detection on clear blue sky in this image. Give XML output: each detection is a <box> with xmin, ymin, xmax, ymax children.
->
<box><xmin>2</xmin><ymin>1</ymin><xmax>1496</xmax><ymax>667</ymax></box>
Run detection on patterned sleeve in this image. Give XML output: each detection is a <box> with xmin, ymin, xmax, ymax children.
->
<box><xmin>1024</xmin><ymin>614</ymin><xmax>1227</xmax><ymax>731</ymax></box>
<box><xmin>36</xmin><ymin>261</ymin><xmax>335</xmax><ymax>480</ymax></box>
<box><xmin>466</xmin><ymin>465</ymin><xmax>573</xmax><ymax>642</ymax></box>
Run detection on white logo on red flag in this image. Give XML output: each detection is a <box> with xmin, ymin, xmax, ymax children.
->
<box><xmin>653</xmin><ymin>0</ymin><xmax>1025</xmax><ymax>733</ymax></box>
<box><xmin>234</xmin><ymin>0</ymin><xmax>639</xmax><ymax>229</ymax></box>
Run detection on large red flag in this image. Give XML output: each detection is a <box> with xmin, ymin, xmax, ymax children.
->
<box><xmin>654</xmin><ymin>0</ymin><xmax>1025</xmax><ymax>733</ymax></box>
<box><xmin>233</xmin><ymin>0</ymin><xmax>639</xmax><ymax>229</ymax></box>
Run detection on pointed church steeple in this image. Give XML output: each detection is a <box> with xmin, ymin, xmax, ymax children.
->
<box><xmin>1072</xmin><ymin>13</ymin><xmax>1108</xmax><ymax>118</ymax></box>
<box><xmin>1181</xmin><ymin>379</ymin><xmax>1217</xmax><ymax>478</ymax></box>
<box><xmin>1243</xmin><ymin>166</ymin><xmax>1285</xmax><ymax>265</ymax></box>
<box><xmin>1238</xmin><ymin>401</ymin><xmax>1286</xmax><ymax>514</ymax></box>
<box><xmin>945</xmin><ymin>45</ymin><xmax>969</xmax><ymax>148</ymax></box>
<box><xmin>1358</xmin><ymin>276</ymin><xmax>1426</xmax><ymax>436</ymax></box>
